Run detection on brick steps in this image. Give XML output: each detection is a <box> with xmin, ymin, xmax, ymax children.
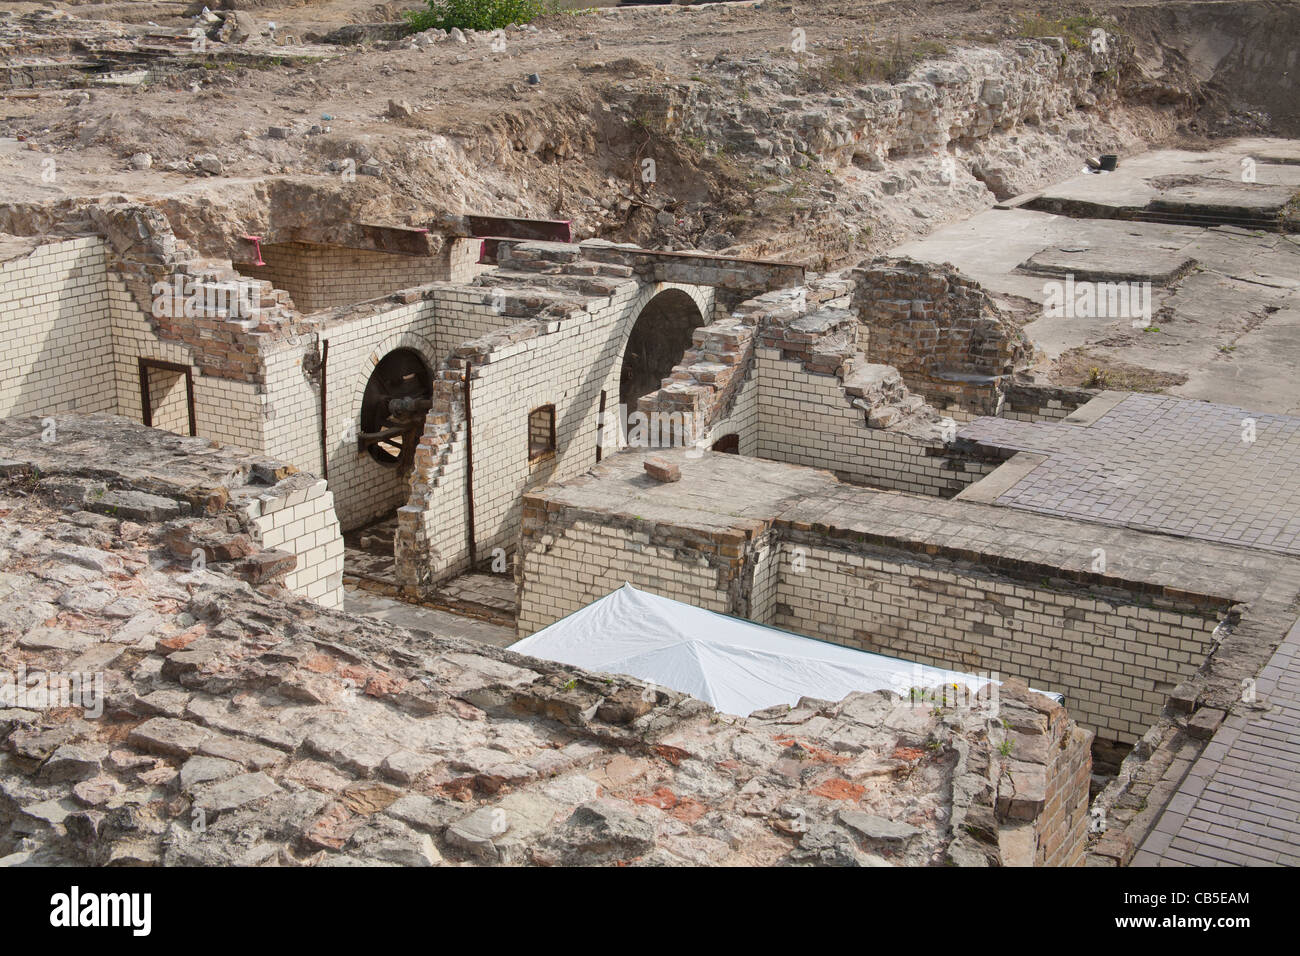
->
<box><xmin>475</xmin><ymin>268</ymin><xmax>628</xmax><ymax>299</ymax></box>
<box><xmin>638</xmin><ymin>317</ymin><xmax>757</xmax><ymax>430</ymax></box>
<box><xmin>840</xmin><ymin>351</ymin><xmax>938</xmax><ymax>430</ymax></box>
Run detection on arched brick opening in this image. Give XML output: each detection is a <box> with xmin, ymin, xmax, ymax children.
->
<box><xmin>619</xmin><ymin>288</ymin><xmax>706</xmax><ymax>409</ymax></box>
<box><xmin>711</xmin><ymin>433</ymin><xmax>740</xmax><ymax>454</ymax></box>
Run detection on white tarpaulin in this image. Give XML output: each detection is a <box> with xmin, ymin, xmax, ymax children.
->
<box><xmin>512</xmin><ymin>584</ymin><xmax>1059</xmax><ymax>717</ymax></box>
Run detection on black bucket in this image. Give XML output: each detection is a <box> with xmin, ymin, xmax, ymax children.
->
<box><xmin>1099</xmin><ymin>154</ymin><xmax>1119</xmax><ymax>171</ymax></box>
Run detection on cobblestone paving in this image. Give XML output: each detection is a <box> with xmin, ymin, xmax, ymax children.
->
<box><xmin>1133</xmin><ymin>616</ymin><xmax>1300</xmax><ymax>866</ymax></box>
<box><xmin>960</xmin><ymin>393</ymin><xmax>1300</xmax><ymax>555</ymax></box>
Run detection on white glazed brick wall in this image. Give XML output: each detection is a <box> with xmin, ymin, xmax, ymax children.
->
<box><xmin>516</xmin><ymin>519</ymin><xmax>730</xmax><ymax>636</ymax></box>
<box><xmin>447</xmin><ymin>238</ymin><xmax>491</xmax><ymax>283</ymax></box>
<box><xmin>247</xmin><ymin>478</ymin><xmax>345</xmax><ymax>609</ymax></box>
<box><xmin>255</xmin><ymin>283</ymin><xmax>526</xmax><ymax>533</ymax></box>
<box><xmin>0</xmin><ymin>237</ymin><xmax>117</xmax><ymax>419</ymax></box>
<box><xmin>237</xmin><ymin>242</ymin><xmax>451</xmax><ymax>313</ymax></box>
<box><xmin>772</xmin><ymin>543</ymin><xmax>1214</xmax><ymax>743</ymax></box>
<box><xmin>755</xmin><ymin>346</ymin><xmax>997</xmax><ymax>496</ymax></box>
<box><xmin>408</xmin><ymin>280</ymin><xmax>716</xmax><ymax>584</ymax></box>
<box><xmin>104</xmin><ymin>265</ymin><xmax>266</xmax><ymax>451</ymax></box>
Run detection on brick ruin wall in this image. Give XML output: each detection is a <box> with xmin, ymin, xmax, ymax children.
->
<box><xmin>852</xmin><ymin>258</ymin><xmax>1033</xmax><ymax>415</ymax></box>
<box><xmin>236</xmin><ymin>238</ymin><xmax>486</xmax><ymax>313</ymax></box>
<box><xmin>397</xmin><ymin>277</ymin><xmax>717</xmax><ymax>593</ymax></box>
<box><xmin>518</xmin><ymin>498</ymin><xmax>1221</xmax><ymax>747</ymax></box>
<box><xmin>0</xmin><ymin>225</ymin><xmax>530</xmax><ymax>534</ymax></box>
<box><xmin>243</xmin><ymin>476</ymin><xmax>345</xmax><ymax>608</ymax></box>
<box><xmin>754</xmin><ymin>347</ymin><xmax>1000</xmax><ymax>497</ymax></box>
<box><xmin>770</xmin><ymin>539</ymin><xmax>1217</xmax><ymax>745</ymax></box>
<box><xmin>1</xmin><ymin>234</ymin><xmax>268</xmax><ymax>452</ymax></box>
<box><xmin>0</xmin><ymin>415</ymin><xmax>345</xmax><ymax>609</ymax></box>
<box><xmin>638</xmin><ymin>276</ymin><xmax>1011</xmax><ymax>498</ymax></box>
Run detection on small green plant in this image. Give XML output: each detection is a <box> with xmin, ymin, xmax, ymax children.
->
<box><xmin>998</xmin><ymin>739</ymin><xmax>1014</xmax><ymax>756</ymax></box>
<box><xmin>563</xmin><ymin>678</ymin><xmax>576</xmax><ymax>690</ymax></box>
<box><xmin>1084</xmin><ymin>365</ymin><xmax>1109</xmax><ymax>388</ymax></box>
<box><xmin>406</xmin><ymin>0</ymin><xmax>558</xmax><ymax>33</ymax></box>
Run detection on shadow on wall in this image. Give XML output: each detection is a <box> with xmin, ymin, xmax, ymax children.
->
<box><xmin>619</xmin><ymin>288</ymin><xmax>707</xmax><ymax>408</ymax></box>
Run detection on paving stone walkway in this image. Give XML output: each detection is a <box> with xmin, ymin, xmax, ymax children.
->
<box><xmin>1133</xmin><ymin>615</ymin><xmax>1300</xmax><ymax>866</ymax></box>
<box><xmin>960</xmin><ymin>393</ymin><xmax>1300</xmax><ymax>555</ymax></box>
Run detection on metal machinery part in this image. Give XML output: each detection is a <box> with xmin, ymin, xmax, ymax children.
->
<box><xmin>357</xmin><ymin>348</ymin><xmax>433</xmax><ymax>468</ymax></box>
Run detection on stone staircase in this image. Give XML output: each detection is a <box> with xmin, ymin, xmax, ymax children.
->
<box><xmin>637</xmin><ymin>317</ymin><xmax>757</xmax><ymax>433</ymax></box>
<box><xmin>487</xmin><ymin>240</ymin><xmax>638</xmax><ymax>299</ymax></box>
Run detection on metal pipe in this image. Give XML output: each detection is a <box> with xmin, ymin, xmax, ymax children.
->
<box><xmin>463</xmin><ymin>361</ymin><xmax>476</xmax><ymax>568</ymax></box>
<box><xmin>319</xmin><ymin>339</ymin><xmax>329</xmax><ymax>480</ymax></box>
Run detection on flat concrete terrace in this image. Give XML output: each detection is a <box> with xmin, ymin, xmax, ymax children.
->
<box><xmin>958</xmin><ymin>391</ymin><xmax>1300</xmax><ymax>555</ymax></box>
<box><xmin>1028</xmin><ymin>139</ymin><xmax>1300</xmax><ymax>224</ymax></box>
<box><xmin>890</xmin><ymin>142</ymin><xmax>1300</xmax><ymax>415</ymax></box>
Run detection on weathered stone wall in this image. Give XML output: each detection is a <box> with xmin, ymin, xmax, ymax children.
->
<box><xmin>0</xmin><ymin>414</ymin><xmax>344</xmax><ymax>608</ymax></box>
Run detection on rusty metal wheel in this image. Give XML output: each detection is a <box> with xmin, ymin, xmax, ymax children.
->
<box><xmin>358</xmin><ymin>348</ymin><xmax>432</xmax><ymax>468</ymax></box>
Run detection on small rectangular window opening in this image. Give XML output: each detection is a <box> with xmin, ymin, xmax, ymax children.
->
<box><xmin>529</xmin><ymin>404</ymin><xmax>556</xmax><ymax>463</ymax></box>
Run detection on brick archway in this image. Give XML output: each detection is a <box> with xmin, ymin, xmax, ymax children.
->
<box><xmin>618</xmin><ymin>287</ymin><xmax>708</xmax><ymax>409</ymax></box>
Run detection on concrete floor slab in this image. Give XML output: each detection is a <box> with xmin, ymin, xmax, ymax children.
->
<box><xmin>959</xmin><ymin>392</ymin><xmax>1300</xmax><ymax>555</ymax></box>
<box><xmin>891</xmin><ymin>193</ymin><xmax>1300</xmax><ymax>413</ymax></box>
<box><xmin>343</xmin><ymin>586</ymin><xmax>516</xmax><ymax>648</ymax></box>
<box><xmin>1034</xmin><ymin>140</ymin><xmax>1300</xmax><ymax>215</ymax></box>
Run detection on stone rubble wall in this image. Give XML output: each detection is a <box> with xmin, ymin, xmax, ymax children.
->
<box><xmin>682</xmin><ymin>39</ymin><xmax>1121</xmax><ymax>178</ymax></box>
<box><xmin>0</xmin><ymin>414</ymin><xmax>344</xmax><ymax>608</ymax></box>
